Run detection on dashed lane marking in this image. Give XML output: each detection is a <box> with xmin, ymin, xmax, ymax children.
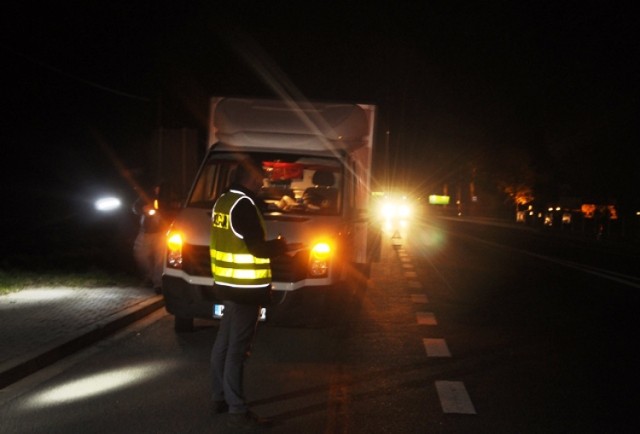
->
<box><xmin>416</xmin><ymin>312</ymin><xmax>437</xmax><ymax>325</ymax></box>
<box><xmin>435</xmin><ymin>381</ymin><xmax>477</xmax><ymax>414</ymax></box>
<box><xmin>398</xmin><ymin>244</ymin><xmax>476</xmax><ymax>415</ymax></box>
<box><xmin>422</xmin><ymin>338</ymin><xmax>451</xmax><ymax>357</ymax></box>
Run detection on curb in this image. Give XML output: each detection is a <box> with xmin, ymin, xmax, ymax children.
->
<box><xmin>0</xmin><ymin>295</ymin><xmax>165</xmax><ymax>390</ymax></box>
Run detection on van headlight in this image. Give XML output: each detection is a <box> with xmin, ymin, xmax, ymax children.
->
<box><xmin>166</xmin><ymin>230</ymin><xmax>183</xmax><ymax>268</ymax></box>
<box><xmin>308</xmin><ymin>242</ymin><xmax>331</xmax><ymax>277</ymax></box>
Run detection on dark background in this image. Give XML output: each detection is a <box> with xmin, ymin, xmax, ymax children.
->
<box><xmin>2</xmin><ymin>1</ymin><xmax>638</xmax><ymax>266</ymax></box>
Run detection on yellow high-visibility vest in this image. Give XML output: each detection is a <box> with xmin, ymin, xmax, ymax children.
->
<box><xmin>210</xmin><ymin>189</ymin><xmax>271</xmax><ymax>288</ymax></box>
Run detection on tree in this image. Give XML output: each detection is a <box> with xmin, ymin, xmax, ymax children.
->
<box><xmin>488</xmin><ymin>145</ymin><xmax>537</xmax><ymax>213</ymax></box>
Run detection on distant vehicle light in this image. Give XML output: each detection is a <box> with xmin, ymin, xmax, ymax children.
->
<box><xmin>398</xmin><ymin>203</ymin><xmax>411</xmax><ymax>218</ymax></box>
<box><xmin>380</xmin><ymin>203</ymin><xmax>395</xmax><ymax>219</ymax></box>
<box><xmin>376</xmin><ymin>195</ymin><xmax>413</xmax><ymax>221</ymax></box>
<box><xmin>94</xmin><ymin>196</ymin><xmax>122</xmax><ymax>212</ymax></box>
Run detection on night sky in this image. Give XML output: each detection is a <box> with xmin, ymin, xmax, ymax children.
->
<box><xmin>2</xmin><ymin>1</ymin><xmax>639</xmax><ymax>234</ymax></box>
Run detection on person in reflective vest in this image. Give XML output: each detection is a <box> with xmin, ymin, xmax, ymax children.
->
<box><xmin>210</xmin><ymin>156</ymin><xmax>288</xmax><ymax>429</ymax></box>
<box><xmin>210</xmin><ymin>191</ymin><xmax>272</xmax><ymax>301</ymax></box>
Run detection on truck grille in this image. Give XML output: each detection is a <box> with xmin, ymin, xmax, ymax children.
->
<box><xmin>182</xmin><ymin>244</ymin><xmax>213</xmax><ymax>277</ymax></box>
<box><xmin>270</xmin><ymin>251</ymin><xmax>309</xmax><ymax>282</ymax></box>
<box><xmin>182</xmin><ymin>243</ymin><xmax>308</xmax><ymax>282</ymax></box>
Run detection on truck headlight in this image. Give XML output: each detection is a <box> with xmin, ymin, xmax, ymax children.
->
<box><xmin>166</xmin><ymin>231</ymin><xmax>183</xmax><ymax>268</ymax></box>
<box><xmin>308</xmin><ymin>242</ymin><xmax>331</xmax><ymax>277</ymax></box>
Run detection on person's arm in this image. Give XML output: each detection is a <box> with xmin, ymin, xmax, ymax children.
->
<box><xmin>232</xmin><ymin>198</ymin><xmax>287</xmax><ymax>259</ymax></box>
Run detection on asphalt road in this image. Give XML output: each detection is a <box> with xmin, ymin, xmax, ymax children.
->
<box><xmin>1</xmin><ymin>216</ymin><xmax>638</xmax><ymax>433</ymax></box>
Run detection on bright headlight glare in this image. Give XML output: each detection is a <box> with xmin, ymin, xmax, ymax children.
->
<box><xmin>167</xmin><ymin>232</ymin><xmax>182</xmax><ymax>251</ymax></box>
<box><xmin>94</xmin><ymin>197</ymin><xmax>121</xmax><ymax>212</ymax></box>
<box><xmin>311</xmin><ymin>242</ymin><xmax>331</xmax><ymax>259</ymax></box>
<box><xmin>308</xmin><ymin>242</ymin><xmax>331</xmax><ymax>277</ymax></box>
<box><xmin>379</xmin><ymin>202</ymin><xmax>396</xmax><ymax>219</ymax></box>
<box><xmin>399</xmin><ymin>204</ymin><xmax>411</xmax><ymax>217</ymax></box>
<box><xmin>166</xmin><ymin>232</ymin><xmax>183</xmax><ymax>268</ymax></box>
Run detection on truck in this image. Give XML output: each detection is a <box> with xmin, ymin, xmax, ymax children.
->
<box><xmin>162</xmin><ymin>96</ymin><xmax>380</xmax><ymax>331</ymax></box>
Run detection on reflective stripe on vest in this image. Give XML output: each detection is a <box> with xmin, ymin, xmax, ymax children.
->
<box><xmin>210</xmin><ymin>190</ymin><xmax>271</xmax><ymax>288</ymax></box>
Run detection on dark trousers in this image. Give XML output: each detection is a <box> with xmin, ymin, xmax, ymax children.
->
<box><xmin>210</xmin><ymin>300</ymin><xmax>261</xmax><ymax>414</ymax></box>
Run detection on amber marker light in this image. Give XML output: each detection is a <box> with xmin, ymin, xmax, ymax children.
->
<box><xmin>309</xmin><ymin>241</ymin><xmax>331</xmax><ymax>277</ymax></box>
<box><xmin>166</xmin><ymin>231</ymin><xmax>183</xmax><ymax>268</ymax></box>
<box><xmin>311</xmin><ymin>242</ymin><xmax>331</xmax><ymax>258</ymax></box>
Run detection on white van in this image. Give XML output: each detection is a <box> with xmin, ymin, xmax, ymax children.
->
<box><xmin>162</xmin><ymin>97</ymin><xmax>380</xmax><ymax>331</ymax></box>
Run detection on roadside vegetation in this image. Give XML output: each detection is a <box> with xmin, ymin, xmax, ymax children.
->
<box><xmin>1</xmin><ymin>232</ymin><xmax>143</xmax><ymax>295</ymax></box>
<box><xmin>0</xmin><ymin>269</ymin><xmax>140</xmax><ymax>296</ymax></box>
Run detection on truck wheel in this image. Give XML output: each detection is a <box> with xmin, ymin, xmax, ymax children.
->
<box><xmin>174</xmin><ymin>316</ymin><xmax>194</xmax><ymax>333</ymax></box>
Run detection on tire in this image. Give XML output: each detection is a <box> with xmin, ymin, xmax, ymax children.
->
<box><xmin>174</xmin><ymin>316</ymin><xmax>194</xmax><ymax>333</ymax></box>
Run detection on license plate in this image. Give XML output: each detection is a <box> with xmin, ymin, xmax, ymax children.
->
<box><xmin>213</xmin><ymin>304</ymin><xmax>224</xmax><ymax>318</ymax></box>
<box><xmin>213</xmin><ymin>304</ymin><xmax>267</xmax><ymax>321</ymax></box>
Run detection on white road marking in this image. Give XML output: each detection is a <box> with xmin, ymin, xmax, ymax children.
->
<box><xmin>398</xmin><ymin>247</ymin><xmax>476</xmax><ymax>415</ymax></box>
<box><xmin>416</xmin><ymin>312</ymin><xmax>437</xmax><ymax>325</ymax></box>
<box><xmin>422</xmin><ymin>338</ymin><xmax>451</xmax><ymax>357</ymax></box>
<box><xmin>435</xmin><ymin>381</ymin><xmax>477</xmax><ymax>414</ymax></box>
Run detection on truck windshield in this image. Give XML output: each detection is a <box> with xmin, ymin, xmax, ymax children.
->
<box><xmin>188</xmin><ymin>152</ymin><xmax>343</xmax><ymax>216</ymax></box>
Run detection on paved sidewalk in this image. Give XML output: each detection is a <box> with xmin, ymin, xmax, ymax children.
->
<box><xmin>0</xmin><ymin>286</ymin><xmax>164</xmax><ymax>389</ymax></box>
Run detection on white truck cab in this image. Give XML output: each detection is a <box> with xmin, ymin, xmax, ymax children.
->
<box><xmin>162</xmin><ymin>97</ymin><xmax>380</xmax><ymax>331</ymax></box>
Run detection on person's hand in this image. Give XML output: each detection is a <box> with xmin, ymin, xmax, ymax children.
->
<box><xmin>286</xmin><ymin>242</ymin><xmax>305</xmax><ymax>252</ymax></box>
<box><xmin>277</xmin><ymin>195</ymin><xmax>296</xmax><ymax>210</ymax></box>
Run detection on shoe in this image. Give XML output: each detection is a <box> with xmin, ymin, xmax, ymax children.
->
<box><xmin>226</xmin><ymin>411</ymin><xmax>272</xmax><ymax>430</ymax></box>
<box><xmin>211</xmin><ymin>400</ymin><xmax>229</xmax><ymax>415</ymax></box>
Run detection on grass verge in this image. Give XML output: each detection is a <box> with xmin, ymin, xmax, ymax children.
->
<box><xmin>0</xmin><ymin>269</ymin><xmax>140</xmax><ymax>296</ymax></box>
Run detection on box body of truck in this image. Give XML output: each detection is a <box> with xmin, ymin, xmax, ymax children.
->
<box><xmin>162</xmin><ymin>97</ymin><xmax>379</xmax><ymax>330</ymax></box>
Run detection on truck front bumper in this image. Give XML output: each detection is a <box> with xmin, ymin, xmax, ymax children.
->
<box><xmin>162</xmin><ymin>275</ymin><xmax>219</xmax><ymax>320</ymax></box>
